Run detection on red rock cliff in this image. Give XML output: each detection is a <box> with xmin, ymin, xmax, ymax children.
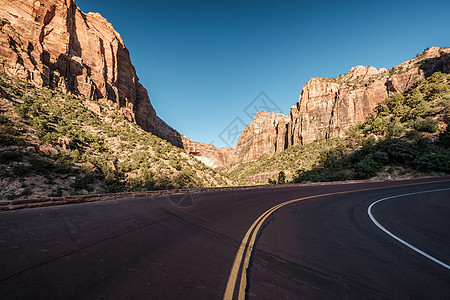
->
<box><xmin>288</xmin><ymin>47</ymin><xmax>450</xmax><ymax>146</ymax></box>
<box><xmin>234</xmin><ymin>111</ymin><xmax>290</xmax><ymax>162</ymax></box>
<box><xmin>0</xmin><ymin>0</ymin><xmax>174</xmax><ymax>139</ymax></box>
<box><xmin>228</xmin><ymin>47</ymin><xmax>450</xmax><ymax>164</ymax></box>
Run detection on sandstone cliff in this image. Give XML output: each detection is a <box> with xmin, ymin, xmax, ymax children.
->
<box><xmin>181</xmin><ymin>136</ymin><xmax>239</xmax><ymax>168</ymax></box>
<box><xmin>231</xmin><ymin>47</ymin><xmax>450</xmax><ymax>164</ymax></box>
<box><xmin>288</xmin><ymin>47</ymin><xmax>450</xmax><ymax>146</ymax></box>
<box><xmin>234</xmin><ymin>111</ymin><xmax>290</xmax><ymax>162</ymax></box>
<box><xmin>0</xmin><ymin>0</ymin><xmax>182</xmax><ymax>144</ymax></box>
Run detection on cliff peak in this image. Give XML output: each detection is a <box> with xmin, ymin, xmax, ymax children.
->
<box><xmin>234</xmin><ymin>111</ymin><xmax>290</xmax><ymax>162</ymax></box>
<box><xmin>0</xmin><ymin>0</ymin><xmax>180</xmax><ymax>145</ymax></box>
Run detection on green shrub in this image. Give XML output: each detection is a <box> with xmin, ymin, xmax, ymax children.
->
<box><xmin>327</xmin><ymin>169</ymin><xmax>352</xmax><ymax>181</ymax></box>
<box><xmin>439</xmin><ymin>125</ymin><xmax>450</xmax><ymax>147</ymax></box>
<box><xmin>0</xmin><ymin>134</ymin><xmax>26</xmax><ymax>146</ymax></box>
<box><xmin>268</xmin><ymin>178</ymin><xmax>277</xmax><ymax>184</ymax></box>
<box><xmin>70</xmin><ymin>173</ymin><xmax>95</xmax><ymax>190</ymax></box>
<box><xmin>413</xmin><ymin>117</ymin><xmax>439</xmax><ymax>133</ymax></box>
<box><xmin>6</xmin><ymin>193</ymin><xmax>18</xmax><ymax>200</ymax></box>
<box><xmin>430</xmin><ymin>149</ymin><xmax>450</xmax><ymax>172</ymax></box>
<box><xmin>28</xmin><ymin>155</ymin><xmax>54</xmax><ymax>173</ymax></box>
<box><xmin>383</xmin><ymin>139</ymin><xmax>418</xmax><ymax>164</ymax></box>
<box><xmin>415</xmin><ymin>154</ymin><xmax>435</xmax><ymax>172</ymax></box>
<box><xmin>277</xmin><ymin>171</ymin><xmax>286</xmax><ymax>184</ymax></box>
<box><xmin>11</xmin><ymin>164</ymin><xmax>30</xmax><ymax>177</ymax></box>
<box><xmin>19</xmin><ymin>187</ymin><xmax>33</xmax><ymax>197</ymax></box>
<box><xmin>355</xmin><ymin>158</ymin><xmax>381</xmax><ymax>179</ymax></box>
<box><xmin>104</xmin><ymin>177</ymin><xmax>125</xmax><ymax>193</ymax></box>
<box><xmin>0</xmin><ymin>150</ymin><xmax>22</xmax><ymax>163</ymax></box>
<box><xmin>367</xmin><ymin>151</ymin><xmax>389</xmax><ymax>165</ymax></box>
<box><xmin>48</xmin><ymin>189</ymin><xmax>63</xmax><ymax>197</ymax></box>
<box><xmin>0</xmin><ymin>115</ymin><xmax>9</xmax><ymax>124</ymax></box>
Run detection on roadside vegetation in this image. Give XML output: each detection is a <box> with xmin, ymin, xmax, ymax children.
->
<box><xmin>0</xmin><ymin>73</ymin><xmax>232</xmax><ymax>200</ymax></box>
<box><xmin>229</xmin><ymin>72</ymin><xmax>450</xmax><ymax>184</ymax></box>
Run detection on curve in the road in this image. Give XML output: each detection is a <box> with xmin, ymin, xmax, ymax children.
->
<box><xmin>223</xmin><ymin>191</ymin><xmax>344</xmax><ymax>300</ymax></box>
<box><xmin>223</xmin><ymin>181</ymin><xmax>450</xmax><ymax>300</ymax></box>
<box><xmin>368</xmin><ymin>188</ymin><xmax>450</xmax><ymax>271</ymax></box>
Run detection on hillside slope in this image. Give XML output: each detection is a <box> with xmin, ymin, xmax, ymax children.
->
<box><xmin>0</xmin><ymin>73</ymin><xmax>232</xmax><ymax>200</ymax></box>
<box><xmin>228</xmin><ymin>72</ymin><xmax>450</xmax><ymax>184</ymax></box>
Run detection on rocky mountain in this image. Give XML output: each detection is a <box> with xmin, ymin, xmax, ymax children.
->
<box><xmin>0</xmin><ymin>0</ymin><xmax>235</xmax><ymax>169</ymax></box>
<box><xmin>228</xmin><ymin>71</ymin><xmax>450</xmax><ymax>185</ymax></box>
<box><xmin>181</xmin><ymin>136</ymin><xmax>239</xmax><ymax>168</ymax></box>
<box><xmin>288</xmin><ymin>47</ymin><xmax>450</xmax><ymax>146</ymax></box>
<box><xmin>0</xmin><ymin>0</ymin><xmax>182</xmax><ymax>145</ymax></box>
<box><xmin>0</xmin><ymin>72</ymin><xmax>233</xmax><ymax>200</ymax></box>
<box><xmin>0</xmin><ymin>0</ymin><xmax>448</xmax><ymax>169</ymax></box>
<box><xmin>234</xmin><ymin>111</ymin><xmax>290</xmax><ymax>162</ymax></box>
<box><xmin>228</xmin><ymin>47</ymin><xmax>450</xmax><ymax>163</ymax></box>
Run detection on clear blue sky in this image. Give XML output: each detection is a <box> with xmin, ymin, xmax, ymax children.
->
<box><xmin>77</xmin><ymin>0</ymin><xmax>450</xmax><ymax>148</ymax></box>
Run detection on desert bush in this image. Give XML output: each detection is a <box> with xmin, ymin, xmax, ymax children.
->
<box><xmin>0</xmin><ymin>115</ymin><xmax>9</xmax><ymax>124</ymax></box>
<box><xmin>19</xmin><ymin>187</ymin><xmax>33</xmax><ymax>197</ymax></box>
<box><xmin>438</xmin><ymin>125</ymin><xmax>450</xmax><ymax>147</ymax></box>
<box><xmin>413</xmin><ymin>117</ymin><xmax>439</xmax><ymax>133</ymax></box>
<box><xmin>355</xmin><ymin>158</ymin><xmax>381</xmax><ymax>179</ymax></box>
<box><xmin>28</xmin><ymin>155</ymin><xmax>54</xmax><ymax>173</ymax></box>
<box><xmin>277</xmin><ymin>171</ymin><xmax>286</xmax><ymax>184</ymax></box>
<box><xmin>0</xmin><ymin>150</ymin><xmax>22</xmax><ymax>163</ymax></box>
<box><xmin>11</xmin><ymin>164</ymin><xmax>30</xmax><ymax>177</ymax></box>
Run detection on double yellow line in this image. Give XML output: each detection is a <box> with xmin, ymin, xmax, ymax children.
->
<box><xmin>223</xmin><ymin>192</ymin><xmax>338</xmax><ymax>300</ymax></box>
<box><xmin>222</xmin><ymin>179</ymin><xmax>450</xmax><ymax>300</ymax></box>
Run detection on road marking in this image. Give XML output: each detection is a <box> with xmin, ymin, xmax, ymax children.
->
<box><xmin>368</xmin><ymin>188</ymin><xmax>450</xmax><ymax>271</ymax></box>
<box><xmin>223</xmin><ymin>179</ymin><xmax>450</xmax><ymax>300</ymax></box>
<box><xmin>223</xmin><ymin>193</ymin><xmax>336</xmax><ymax>300</ymax></box>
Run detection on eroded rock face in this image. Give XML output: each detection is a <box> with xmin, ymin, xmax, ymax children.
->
<box><xmin>0</xmin><ymin>0</ymin><xmax>160</xmax><ymax>134</ymax></box>
<box><xmin>181</xmin><ymin>136</ymin><xmax>239</xmax><ymax>168</ymax></box>
<box><xmin>230</xmin><ymin>47</ymin><xmax>450</xmax><ymax>164</ymax></box>
<box><xmin>288</xmin><ymin>47</ymin><xmax>450</xmax><ymax>146</ymax></box>
<box><xmin>234</xmin><ymin>111</ymin><xmax>290</xmax><ymax>162</ymax></box>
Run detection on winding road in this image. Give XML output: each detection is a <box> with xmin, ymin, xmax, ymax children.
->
<box><xmin>1</xmin><ymin>177</ymin><xmax>449</xmax><ymax>299</ymax></box>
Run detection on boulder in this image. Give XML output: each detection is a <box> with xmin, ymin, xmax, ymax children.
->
<box><xmin>39</xmin><ymin>144</ymin><xmax>58</xmax><ymax>155</ymax></box>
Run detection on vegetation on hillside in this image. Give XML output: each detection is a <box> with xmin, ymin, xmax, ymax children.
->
<box><xmin>0</xmin><ymin>73</ymin><xmax>232</xmax><ymax>200</ymax></box>
<box><xmin>229</xmin><ymin>72</ymin><xmax>450</xmax><ymax>184</ymax></box>
<box><xmin>1</xmin><ymin>69</ymin><xmax>448</xmax><ymax>200</ymax></box>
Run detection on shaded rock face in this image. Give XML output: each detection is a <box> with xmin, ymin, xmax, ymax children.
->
<box><xmin>0</xmin><ymin>0</ymin><xmax>177</xmax><ymax>141</ymax></box>
<box><xmin>234</xmin><ymin>111</ymin><xmax>290</xmax><ymax>162</ymax></box>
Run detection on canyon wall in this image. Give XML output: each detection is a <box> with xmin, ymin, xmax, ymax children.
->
<box><xmin>0</xmin><ymin>0</ymin><xmax>182</xmax><ymax>144</ymax></box>
<box><xmin>234</xmin><ymin>111</ymin><xmax>290</xmax><ymax>162</ymax></box>
<box><xmin>288</xmin><ymin>47</ymin><xmax>450</xmax><ymax>146</ymax></box>
<box><xmin>232</xmin><ymin>47</ymin><xmax>450</xmax><ymax>163</ymax></box>
<box><xmin>0</xmin><ymin>2</ymin><xmax>448</xmax><ymax>168</ymax></box>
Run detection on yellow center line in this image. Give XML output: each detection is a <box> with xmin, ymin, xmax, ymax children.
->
<box><xmin>223</xmin><ymin>178</ymin><xmax>450</xmax><ymax>300</ymax></box>
<box><xmin>223</xmin><ymin>203</ymin><xmax>279</xmax><ymax>299</ymax></box>
<box><xmin>237</xmin><ymin>194</ymin><xmax>333</xmax><ymax>300</ymax></box>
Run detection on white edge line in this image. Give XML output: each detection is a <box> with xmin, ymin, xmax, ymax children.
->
<box><xmin>368</xmin><ymin>188</ymin><xmax>450</xmax><ymax>271</ymax></box>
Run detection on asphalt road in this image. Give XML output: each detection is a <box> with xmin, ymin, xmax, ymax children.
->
<box><xmin>1</xmin><ymin>177</ymin><xmax>449</xmax><ymax>299</ymax></box>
